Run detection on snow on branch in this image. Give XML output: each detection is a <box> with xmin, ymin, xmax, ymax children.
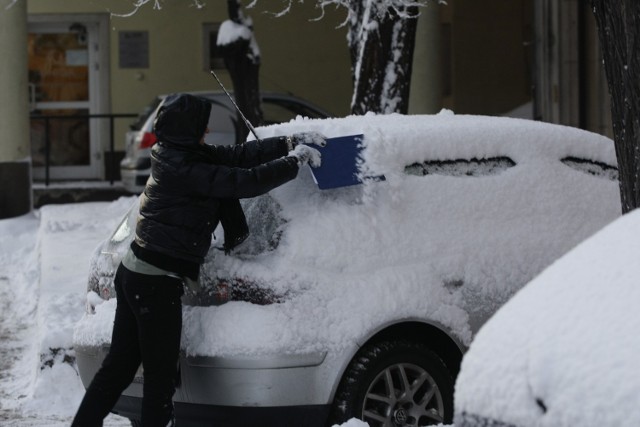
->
<box><xmin>312</xmin><ymin>0</ymin><xmax>432</xmax><ymax>19</ymax></box>
<box><xmin>251</xmin><ymin>0</ymin><xmax>435</xmax><ymax>22</ymax></box>
<box><xmin>112</xmin><ymin>0</ymin><xmax>205</xmax><ymax>18</ymax></box>
<box><xmin>85</xmin><ymin>0</ymin><xmax>441</xmax><ymax>20</ymax></box>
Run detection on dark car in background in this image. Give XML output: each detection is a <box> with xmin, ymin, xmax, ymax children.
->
<box><xmin>119</xmin><ymin>91</ymin><xmax>330</xmax><ymax>193</ymax></box>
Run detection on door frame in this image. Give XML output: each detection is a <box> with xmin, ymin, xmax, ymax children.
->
<box><xmin>28</xmin><ymin>13</ymin><xmax>110</xmax><ymax>181</ymax></box>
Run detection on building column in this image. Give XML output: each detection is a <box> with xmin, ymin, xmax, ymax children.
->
<box><xmin>0</xmin><ymin>0</ymin><xmax>31</xmax><ymax>218</ymax></box>
<box><xmin>408</xmin><ymin>3</ymin><xmax>443</xmax><ymax>114</ymax></box>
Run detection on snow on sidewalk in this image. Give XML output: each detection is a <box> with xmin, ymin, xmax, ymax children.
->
<box><xmin>0</xmin><ymin>199</ymin><xmax>134</xmax><ymax>426</ymax></box>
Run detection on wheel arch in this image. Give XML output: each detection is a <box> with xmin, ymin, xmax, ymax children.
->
<box><xmin>328</xmin><ymin>319</ymin><xmax>466</xmax><ymax>405</ymax></box>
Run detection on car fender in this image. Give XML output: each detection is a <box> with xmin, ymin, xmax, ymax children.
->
<box><xmin>327</xmin><ymin>317</ymin><xmax>467</xmax><ymax>404</ymax></box>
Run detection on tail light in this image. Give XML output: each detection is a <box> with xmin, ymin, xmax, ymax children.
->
<box><xmin>213</xmin><ymin>279</ymin><xmax>230</xmax><ymax>304</ymax></box>
<box><xmin>139</xmin><ymin>132</ymin><xmax>157</xmax><ymax>149</ymax></box>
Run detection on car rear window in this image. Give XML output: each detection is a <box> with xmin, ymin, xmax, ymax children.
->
<box><xmin>561</xmin><ymin>157</ymin><xmax>618</xmax><ymax>181</ymax></box>
<box><xmin>404</xmin><ymin>157</ymin><xmax>516</xmax><ymax>177</ymax></box>
<box><xmin>233</xmin><ymin>194</ymin><xmax>285</xmax><ymax>257</ymax></box>
<box><xmin>130</xmin><ymin>97</ymin><xmax>162</xmax><ymax>131</ymax></box>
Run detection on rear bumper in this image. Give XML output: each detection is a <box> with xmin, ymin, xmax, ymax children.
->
<box><xmin>112</xmin><ymin>395</ymin><xmax>330</xmax><ymax>427</ymax></box>
<box><xmin>76</xmin><ymin>345</ymin><xmax>338</xmax><ymax>426</ymax></box>
<box><xmin>119</xmin><ymin>167</ymin><xmax>148</xmax><ymax>194</ymax></box>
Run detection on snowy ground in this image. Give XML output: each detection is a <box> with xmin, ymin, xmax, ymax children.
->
<box><xmin>0</xmin><ymin>198</ymin><xmax>373</xmax><ymax>426</ymax></box>
<box><xmin>0</xmin><ymin>199</ymin><xmax>135</xmax><ymax>426</ymax></box>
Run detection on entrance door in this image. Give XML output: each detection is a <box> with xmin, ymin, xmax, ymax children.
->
<box><xmin>28</xmin><ymin>20</ymin><xmax>102</xmax><ymax>180</ymax></box>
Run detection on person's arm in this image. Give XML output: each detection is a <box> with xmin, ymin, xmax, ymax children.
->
<box><xmin>188</xmin><ymin>142</ymin><xmax>322</xmax><ymax>199</ymax></box>
<box><xmin>191</xmin><ymin>157</ymin><xmax>297</xmax><ymax>199</ymax></box>
<box><xmin>201</xmin><ymin>136</ymin><xmax>289</xmax><ymax>169</ymax></box>
<box><xmin>201</xmin><ymin>132</ymin><xmax>326</xmax><ymax>169</ymax></box>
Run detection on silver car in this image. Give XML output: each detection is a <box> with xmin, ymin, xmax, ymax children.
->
<box><xmin>119</xmin><ymin>91</ymin><xmax>330</xmax><ymax>194</ymax></box>
<box><xmin>75</xmin><ymin>114</ymin><xmax>620</xmax><ymax>427</ymax></box>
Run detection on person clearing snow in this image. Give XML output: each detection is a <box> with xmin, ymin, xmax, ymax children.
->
<box><xmin>72</xmin><ymin>93</ymin><xmax>324</xmax><ymax>426</ymax></box>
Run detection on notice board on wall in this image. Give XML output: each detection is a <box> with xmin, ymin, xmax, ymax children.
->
<box><xmin>119</xmin><ymin>31</ymin><xmax>149</xmax><ymax>68</ymax></box>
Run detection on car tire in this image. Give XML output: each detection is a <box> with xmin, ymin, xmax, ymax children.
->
<box><xmin>328</xmin><ymin>340</ymin><xmax>454</xmax><ymax>427</ymax></box>
<box><xmin>129</xmin><ymin>419</ymin><xmax>141</xmax><ymax>427</ymax></box>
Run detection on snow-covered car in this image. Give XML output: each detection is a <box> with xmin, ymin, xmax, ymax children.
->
<box><xmin>120</xmin><ymin>91</ymin><xmax>330</xmax><ymax>193</ymax></box>
<box><xmin>74</xmin><ymin>112</ymin><xmax>621</xmax><ymax>427</ymax></box>
<box><xmin>453</xmin><ymin>205</ymin><xmax>640</xmax><ymax>427</ymax></box>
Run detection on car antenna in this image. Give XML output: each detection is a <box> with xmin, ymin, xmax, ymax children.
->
<box><xmin>209</xmin><ymin>69</ymin><xmax>262</xmax><ymax>142</ymax></box>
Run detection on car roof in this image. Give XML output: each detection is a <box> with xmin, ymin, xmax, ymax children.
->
<box><xmin>257</xmin><ymin>112</ymin><xmax>617</xmax><ymax>172</ymax></box>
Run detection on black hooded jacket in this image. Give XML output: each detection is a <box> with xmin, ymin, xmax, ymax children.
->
<box><xmin>132</xmin><ymin>93</ymin><xmax>299</xmax><ymax>279</ymax></box>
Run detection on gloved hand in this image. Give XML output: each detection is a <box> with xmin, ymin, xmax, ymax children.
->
<box><xmin>287</xmin><ymin>144</ymin><xmax>322</xmax><ymax>168</ymax></box>
<box><xmin>290</xmin><ymin>131</ymin><xmax>327</xmax><ymax>148</ymax></box>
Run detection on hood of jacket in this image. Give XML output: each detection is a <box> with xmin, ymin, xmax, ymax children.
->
<box><xmin>153</xmin><ymin>93</ymin><xmax>212</xmax><ymax>147</ymax></box>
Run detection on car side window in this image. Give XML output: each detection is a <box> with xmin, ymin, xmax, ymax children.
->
<box><xmin>262</xmin><ymin>98</ymin><xmax>326</xmax><ymax>124</ymax></box>
<box><xmin>561</xmin><ymin>157</ymin><xmax>618</xmax><ymax>181</ymax></box>
<box><xmin>405</xmin><ymin>157</ymin><xmax>516</xmax><ymax>177</ymax></box>
<box><xmin>205</xmin><ymin>100</ymin><xmax>237</xmax><ymax>145</ymax></box>
<box><xmin>261</xmin><ymin>101</ymin><xmax>299</xmax><ymax>125</ymax></box>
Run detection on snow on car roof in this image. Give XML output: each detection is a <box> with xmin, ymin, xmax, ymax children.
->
<box><xmin>454</xmin><ymin>207</ymin><xmax>640</xmax><ymax>426</ymax></box>
<box><xmin>256</xmin><ymin>111</ymin><xmax>617</xmax><ymax>171</ymax></box>
<box><xmin>75</xmin><ymin>112</ymin><xmax>620</xmax><ymax>358</ymax></box>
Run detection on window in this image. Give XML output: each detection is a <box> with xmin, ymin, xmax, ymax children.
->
<box><xmin>405</xmin><ymin>157</ymin><xmax>516</xmax><ymax>177</ymax></box>
<box><xmin>561</xmin><ymin>157</ymin><xmax>618</xmax><ymax>181</ymax></box>
<box><xmin>237</xmin><ymin>194</ymin><xmax>285</xmax><ymax>257</ymax></box>
<box><xmin>202</xmin><ymin>23</ymin><xmax>225</xmax><ymax>71</ymax></box>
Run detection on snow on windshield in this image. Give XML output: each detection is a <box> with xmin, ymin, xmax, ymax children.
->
<box><xmin>74</xmin><ymin>112</ymin><xmax>620</xmax><ymax>358</ymax></box>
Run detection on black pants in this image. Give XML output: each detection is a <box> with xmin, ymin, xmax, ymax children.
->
<box><xmin>73</xmin><ymin>264</ymin><xmax>184</xmax><ymax>427</ymax></box>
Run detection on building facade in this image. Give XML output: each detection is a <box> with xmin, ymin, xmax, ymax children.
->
<box><xmin>0</xmin><ymin>0</ymin><xmax>614</xmax><ymax>217</ymax></box>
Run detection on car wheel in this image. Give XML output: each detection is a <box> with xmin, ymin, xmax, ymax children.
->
<box><xmin>329</xmin><ymin>340</ymin><xmax>454</xmax><ymax>427</ymax></box>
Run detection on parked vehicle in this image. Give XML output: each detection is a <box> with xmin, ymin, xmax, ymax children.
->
<box><xmin>75</xmin><ymin>113</ymin><xmax>620</xmax><ymax>427</ymax></box>
<box><xmin>119</xmin><ymin>91</ymin><xmax>330</xmax><ymax>193</ymax></box>
<box><xmin>454</xmin><ymin>205</ymin><xmax>640</xmax><ymax>427</ymax></box>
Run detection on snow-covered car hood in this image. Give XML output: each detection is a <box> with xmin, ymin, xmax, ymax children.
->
<box><xmin>74</xmin><ymin>112</ymin><xmax>620</xmax><ymax>358</ymax></box>
<box><xmin>454</xmin><ymin>207</ymin><xmax>640</xmax><ymax>427</ymax></box>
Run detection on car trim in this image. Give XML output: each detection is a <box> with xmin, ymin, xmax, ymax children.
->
<box><xmin>185</xmin><ymin>351</ymin><xmax>327</xmax><ymax>369</ymax></box>
<box><xmin>112</xmin><ymin>395</ymin><xmax>331</xmax><ymax>427</ymax></box>
<box><xmin>355</xmin><ymin>317</ymin><xmax>467</xmax><ymax>352</ymax></box>
<box><xmin>87</xmin><ymin>344</ymin><xmax>327</xmax><ymax>370</ymax></box>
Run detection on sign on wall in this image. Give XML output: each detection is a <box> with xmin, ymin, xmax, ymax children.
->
<box><xmin>119</xmin><ymin>31</ymin><xmax>149</xmax><ymax>68</ymax></box>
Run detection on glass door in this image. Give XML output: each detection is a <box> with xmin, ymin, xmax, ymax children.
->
<box><xmin>28</xmin><ymin>21</ymin><xmax>101</xmax><ymax>180</ymax></box>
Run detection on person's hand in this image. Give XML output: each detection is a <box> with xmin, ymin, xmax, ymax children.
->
<box><xmin>287</xmin><ymin>144</ymin><xmax>322</xmax><ymax>168</ymax></box>
<box><xmin>291</xmin><ymin>131</ymin><xmax>327</xmax><ymax>148</ymax></box>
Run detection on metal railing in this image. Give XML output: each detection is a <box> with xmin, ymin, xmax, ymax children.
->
<box><xmin>29</xmin><ymin>113</ymin><xmax>138</xmax><ymax>186</ymax></box>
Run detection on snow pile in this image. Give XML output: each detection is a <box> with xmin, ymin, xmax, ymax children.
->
<box><xmin>0</xmin><ymin>200</ymin><xmax>134</xmax><ymax>425</ymax></box>
<box><xmin>75</xmin><ymin>113</ymin><xmax>621</xmax><ymax>359</ymax></box>
<box><xmin>36</xmin><ymin>199</ymin><xmax>135</xmax><ymax>356</ymax></box>
<box><xmin>454</xmin><ymin>209</ymin><xmax>640</xmax><ymax>426</ymax></box>
<box><xmin>0</xmin><ymin>212</ymin><xmax>40</xmax><ymax>417</ymax></box>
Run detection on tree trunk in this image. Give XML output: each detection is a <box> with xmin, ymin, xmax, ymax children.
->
<box><xmin>217</xmin><ymin>0</ymin><xmax>263</xmax><ymax>144</ymax></box>
<box><xmin>348</xmin><ymin>3</ymin><xmax>419</xmax><ymax>115</ymax></box>
<box><xmin>591</xmin><ymin>0</ymin><xmax>640</xmax><ymax>213</ymax></box>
